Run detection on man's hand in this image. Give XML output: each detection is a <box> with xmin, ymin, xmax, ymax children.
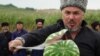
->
<box><xmin>46</xmin><ymin>35</ymin><xmax>63</xmax><ymax>46</ymax></box>
<box><xmin>9</xmin><ymin>40</ymin><xmax>23</xmax><ymax>53</ymax></box>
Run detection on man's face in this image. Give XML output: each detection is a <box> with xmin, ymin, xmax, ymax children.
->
<box><xmin>95</xmin><ymin>25</ymin><xmax>100</xmax><ymax>31</ymax></box>
<box><xmin>16</xmin><ymin>24</ymin><xmax>23</xmax><ymax>30</ymax></box>
<box><xmin>61</xmin><ymin>7</ymin><xmax>84</xmax><ymax>32</ymax></box>
<box><xmin>36</xmin><ymin>22</ymin><xmax>43</xmax><ymax>29</ymax></box>
<box><xmin>2</xmin><ymin>26</ymin><xmax>9</xmax><ymax>32</ymax></box>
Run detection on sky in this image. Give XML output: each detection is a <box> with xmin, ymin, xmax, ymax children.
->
<box><xmin>0</xmin><ymin>0</ymin><xmax>100</xmax><ymax>10</ymax></box>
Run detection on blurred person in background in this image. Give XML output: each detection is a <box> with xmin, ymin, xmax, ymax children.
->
<box><xmin>12</xmin><ymin>21</ymin><xmax>28</xmax><ymax>56</ymax></box>
<box><xmin>91</xmin><ymin>21</ymin><xmax>100</xmax><ymax>32</ymax></box>
<box><xmin>30</xmin><ymin>18</ymin><xmax>45</xmax><ymax>56</ymax></box>
<box><xmin>35</xmin><ymin>18</ymin><xmax>45</xmax><ymax>30</ymax></box>
<box><xmin>0</xmin><ymin>22</ymin><xmax>12</xmax><ymax>56</ymax></box>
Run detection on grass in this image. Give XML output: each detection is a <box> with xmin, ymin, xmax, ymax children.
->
<box><xmin>0</xmin><ymin>8</ymin><xmax>100</xmax><ymax>31</ymax></box>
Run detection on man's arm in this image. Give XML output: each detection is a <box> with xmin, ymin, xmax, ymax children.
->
<box><xmin>9</xmin><ymin>20</ymin><xmax>64</xmax><ymax>52</ymax></box>
<box><xmin>21</xmin><ymin>20</ymin><xmax>64</xmax><ymax>47</ymax></box>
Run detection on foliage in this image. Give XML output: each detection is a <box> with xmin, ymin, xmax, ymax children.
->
<box><xmin>0</xmin><ymin>6</ymin><xmax>100</xmax><ymax>31</ymax></box>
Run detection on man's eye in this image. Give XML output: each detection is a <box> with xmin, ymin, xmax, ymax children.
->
<box><xmin>73</xmin><ymin>12</ymin><xmax>79</xmax><ymax>15</ymax></box>
<box><xmin>65</xmin><ymin>11</ymin><xmax>70</xmax><ymax>15</ymax></box>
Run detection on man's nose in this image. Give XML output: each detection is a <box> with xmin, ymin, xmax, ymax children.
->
<box><xmin>69</xmin><ymin>14</ymin><xmax>75</xmax><ymax>20</ymax></box>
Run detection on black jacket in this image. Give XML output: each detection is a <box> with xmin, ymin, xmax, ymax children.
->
<box><xmin>22</xmin><ymin>20</ymin><xmax>64</xmax><ymax>47</ymax></box>
<box><xmin>21</xmin><ymin>20</ymin><xmax>100</xmax><ymax>56</ymax></box>
<box><xmin>0</xmin><ymin>32</ymin><xmax>12</xmax><ymax>56</ymax></box>
<box><xmin>74</xmin><ymin>26</ymin><xmax>100</xmax><ymax>56</ymax></box>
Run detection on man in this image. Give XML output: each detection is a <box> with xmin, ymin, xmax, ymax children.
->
<box><xmin>35</xmin><ymin>18</ymin><xmax>45</xmax><ymax>30</ymax></box>
<box><xmin>29</xmin><ymin>18</ymin><xmax>45</xmax><ymax>56</ymax></box>
<box><xmin>12</xmin><ymin>21</ymin><xmax>27</xmax><ymax>56</ymax></box>
<box><xmin>0</xmin><ymin>22</ymin><xmax>12</xmax><ymax>56</ymax></box>
<box><xmin>9</xmin><ymin>0</ymin><xmax>100</xmax><ymax>56</ymax></box>
<box><xmin>91</xmin><ymin>21</ymin><xmax>100</xmax><ymax>31</ymax></box>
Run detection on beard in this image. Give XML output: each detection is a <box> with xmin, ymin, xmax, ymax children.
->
<box><xmin>65</xmin><ymin>20</ymin><xmax>82</xmax><ymax>32</ymax></box>
<box><xmin>3</xmin><ymin>29</ymin><xmax>9</xmax><ymax>32</ymax></box>
<box><xmin>69</xmin><ymin>26</ymin><xmax>81</xmax><ymax>32</ymax></box>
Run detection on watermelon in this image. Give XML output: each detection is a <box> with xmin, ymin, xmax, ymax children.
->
<box><xmin>43</xmin><ymin>29</ymin><xmax>80</xmax><ymax>56</ymax></box>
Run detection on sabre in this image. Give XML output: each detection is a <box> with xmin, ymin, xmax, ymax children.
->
<box><xmin>16</xmin><ymin>46</ymin><xmax>44</xmax><ymax>50</ymax></box>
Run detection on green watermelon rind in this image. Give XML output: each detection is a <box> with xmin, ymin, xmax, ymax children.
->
<box><xmin>44</xmin><ymin>40</ymin><xmax>80</xmax><ymax>56</ymax></box>
<box><xmin>44</xmin><ymin>29</ymin><xmax>80</xmax><ymax>56</ymax></box>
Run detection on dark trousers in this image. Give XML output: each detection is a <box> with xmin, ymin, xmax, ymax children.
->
<box><xmin>12</xmin><ymin>49</ymin><xmax>27</xmax><ymax>56</ymax></box>
<box><xmin>31</xmin><ymin>50</ymin><xmax>44</xmax><ymax>56</ymax></box>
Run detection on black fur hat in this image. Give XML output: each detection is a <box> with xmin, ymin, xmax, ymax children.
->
<box><xmin>36</xmin><ymin>18</ymin><xmax>45</xmax><ymax>24</ymax></box>
<box><xmin>1</xmin><ymin>22</ymin><xmax>9</xmax><ymax>27</ymax></box>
